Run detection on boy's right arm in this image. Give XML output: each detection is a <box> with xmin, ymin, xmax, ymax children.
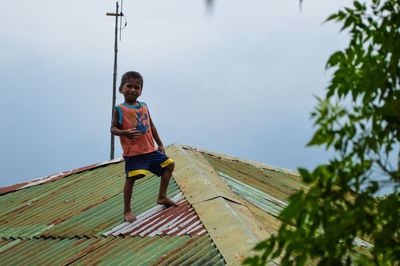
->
<box><xmin>110</xmin><ymin>108</ymin><xmax>139</xmax><ymax>140</ymax></box>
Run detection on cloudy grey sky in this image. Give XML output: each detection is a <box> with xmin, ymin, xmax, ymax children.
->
<box><xmin>0</xmin><ymin>0</ymin><xmax>351</xmax><ymax>187</ymax></box>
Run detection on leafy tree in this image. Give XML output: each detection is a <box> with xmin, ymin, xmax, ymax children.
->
<box><xmin>244</xmin><ymin>0</ymin><xmax>400</xmax><ymax>264</ymax></box>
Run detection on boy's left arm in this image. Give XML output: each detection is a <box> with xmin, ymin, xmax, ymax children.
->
<box><xmin>149</xmin><ymin>115</ymin><xmax>165</xmax><ymax>154</ymax></box>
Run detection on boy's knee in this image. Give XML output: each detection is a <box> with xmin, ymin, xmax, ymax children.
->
<box><xmin>125</xmin><ymin>177</ymin><xmax>136</xmax><ymax>184</ymax></box>
<box><xmin>166</xmin><ymin>162</ymin><xmax>175</xmax><ymax>171</ymax></box>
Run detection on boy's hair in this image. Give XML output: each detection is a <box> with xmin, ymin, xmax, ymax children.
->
<box><xmin>119</xmin><ymin>71</ymin><xmax>144</xmax><ymax>89</ymax></box>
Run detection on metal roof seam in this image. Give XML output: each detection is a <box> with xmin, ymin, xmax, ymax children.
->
<box><xmin>217</xmin><ymin>171</ymin><xmax>288</xmax><ymax>212</ymax></box>
<box><xmin>178</xmin><ymin>146</ymin><xmax>223</xmax><ymax>196</ymax></box>
<box><xmin>177</xmin><ymin>145</ymin><xmax>243</xmax><ymax>206</ymax></box>
<box><xmin>58</xmin><ymin>236</ymin><xmax>114</xmax><ymax>265</ymax></box>
<box><xmin>204</xmin><ymin>153</ymin><xmax>302</xmax><ymax>199</ymax></box>
<box><xmin>192</xmin><ymin>195</ymin><xmax>247</xmax><ymax>207</ymax></box>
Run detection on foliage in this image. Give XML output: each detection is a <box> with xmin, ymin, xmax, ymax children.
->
<box><xmin>244</xmin><ymin>0</ymin><xmax>400</xmax><ymax>265</ymax></box>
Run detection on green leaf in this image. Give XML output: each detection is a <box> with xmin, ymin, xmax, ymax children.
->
<box><xmin>326</xmin><ymin>51</ymin><xmax>344</xmax><ymax>68</ymax></box>
<box><xmin>354</xmin><ymin>1</ymin><xmax>363</xmax><ymax>10</ymax></box>
<box><xmin>299</xmin><ymin>168</ymin><xmax>314</xmax><ymax>184</ymax></box>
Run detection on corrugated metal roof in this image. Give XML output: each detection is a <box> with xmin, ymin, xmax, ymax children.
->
<box><xmin>0</xmin><ymin>162</ymin><xmax>181</xmax><ymax>239</ymax></box>
<box><xmin>0</xmin><ymin>148</ymin><xmax>226</xmax><ymax>265</ymax></box>
<box><xmin>0</xmin><ymin>158</ymin><xmax>123</xmax><ymax>195</ymax></box>
<box><xmin>202</xmin><ymin>152</ymin><xmax>306</xmax><ymax>202</ymax></box>
<box><xmin>0</xmin><ymin>235</ymin><xmax>224</xmax><ymax>265</ymax></box>
<box><xmin>41</xmin><ymin>171</ymin><xmax>182</xmax><ymax>238</ymax></box>
<box><xmin>104</xmin><ymin>196</ymin><xmax>207</xmax><ymax>237</ymax></box>
<box><xmin>76</xmin><ymin>235</ymin><xmax>224</xmax><ymax>265</ymax></box>
<box><xmin>217</xmin><ymin>171</ymin><xmax>287</xmax><ymax>217</ymax></box>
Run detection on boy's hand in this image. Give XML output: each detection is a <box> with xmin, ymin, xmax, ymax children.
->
<box><xmin>121</xmin><ymin>129</ymin><xmax>139</xmax><ymax>141</ymax></box>
<box><xmin>158</xmin><ymin>145</ymin><xmax>165</xmax><ymax>154</ymax></box>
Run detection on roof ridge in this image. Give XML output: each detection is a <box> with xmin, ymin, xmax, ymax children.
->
<box><xmin>167</xmin><ymin>144</ymin><xmax>271</xmax><ymax>265</ymax></box>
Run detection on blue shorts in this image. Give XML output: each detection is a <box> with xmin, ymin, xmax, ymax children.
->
<box><xmin>124</xmin><ymin>150</ymin><xmax>174</xmax><ymax>179</ymax></box>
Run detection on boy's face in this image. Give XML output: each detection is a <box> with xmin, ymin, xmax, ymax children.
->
<box><xmin>120</xmin><ymin>78</ymin><xmax>142</xmax><ymax>102</ymax></box>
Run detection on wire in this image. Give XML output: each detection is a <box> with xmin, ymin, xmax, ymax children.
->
<box><xmin>119</xmin><ymin>0</ymin><xmax>124</xmax><ymax>41</ymax></box>
<box><xmin>120</xmin><ymin>16</ymin><xmax>127</xmax><ymax>29</ymax></box>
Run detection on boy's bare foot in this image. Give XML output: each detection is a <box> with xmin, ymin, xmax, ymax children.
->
<box><xmin>124</xmin><ymin>211</ymin><xmax>137</xmax><ymax>223</ymax></box>
<box><xmin>157</xmin><ymin>197</ymin><xmax>178</xmax><ymax>207</ymax></box>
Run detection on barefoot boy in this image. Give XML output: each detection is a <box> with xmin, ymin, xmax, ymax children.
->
<box><xmin>111</xmin><ymin>71</ymin><xmax>178</xmax><ymax>223</ymax></box>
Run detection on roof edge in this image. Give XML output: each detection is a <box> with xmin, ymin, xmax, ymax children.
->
<box><xmin>0</xmin><ymin>158</ymin><xmax>123</xmax><ymax>195</ymax></box>
<box><xmin>181</xmin><ymin>144</ymin><xmax>300</xmax><ymax>177</ymax></box>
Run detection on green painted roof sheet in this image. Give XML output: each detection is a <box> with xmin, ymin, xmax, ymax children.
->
<box><xmin>0</xmin><ymin>235</ymin><xmax>224</xmax><ymax>265</ymax></box>
<box><xmin>202</xmin><ymin>153</ymin><xmax>305</xmax><ymax>202</ymax></box>
<box><xmin>0</xmin><ymin>162</ymin><xmax>180</xmax><ymax>239</ymax></box>
<box><xmin>0</xmin><ymin>153</ymin><xmax>225</xmax><ymax>265</ymax></box>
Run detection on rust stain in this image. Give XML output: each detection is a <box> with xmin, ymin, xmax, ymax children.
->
<box><xmin>263</xmin><ymin>197</ymin><xmax>285</xmax><ymax>208</ymax></box>
<box><xmin>46</xmin><ymin>200</ymin><xmax>105</xmax><ymax>225</ymax></box>
<box><xmin>47</xmin><ymin>216</ymin><xmax>69</xmax><ymax>225</ymax></box>
<box><xmin>104</xmin><ymin>198</ymin><xmax>207</xmax><ymax>238</ymax></box>
<box><xmin>61</xmin><ymin>238</ymin><xmax>107</xmax><ymax>265</ymax></box>
<box><xmin>80</xmin><ymin>202</ymin><xmax>103</xmax><ymax>213</ymax></box>
<box><xmin>235</xmin><ymin>252</ymin><xmax>247</xmax><ymax>263</ymax></box>
<box><xmin>149</xmin><ymin>237</ymin><xmax>200</xmax><ymax>265</ymax></box>
<box><xmin>133</xmin><ymin>237</ymin><xmax>159</xmax><ymax>251</ymax></box>
<box><xmin>0</xmin><ymin>202</ymin><xmax>34</xmax><ymax>222</ymax></box>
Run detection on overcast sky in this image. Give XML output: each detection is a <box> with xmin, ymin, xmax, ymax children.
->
<box><xmin>0</xmin><ymin>0</ymin><xmax>352</xmax><ymax>188</ymax></box>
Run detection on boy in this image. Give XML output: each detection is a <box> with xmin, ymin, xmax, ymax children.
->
<box><xmin>111</xmin><ymin>71</ymin><xmax>178</xmax><ymax>223</ymax></box>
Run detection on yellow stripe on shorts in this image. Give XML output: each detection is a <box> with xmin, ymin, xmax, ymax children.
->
<box><xmin>128</xmin><ymin>169</ymin><xmax>147</xmax><ymax>177</ymax></box>
<box><xmin>160</xmin><ymin>158</ymin><xmax>174</xmax><ymax>168</ymax></box>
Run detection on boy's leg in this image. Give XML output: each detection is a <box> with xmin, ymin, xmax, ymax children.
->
<box><xmin>124</xmin><ymin>177</ymin><xmax>137</xmax><ymax>222</ymax></box>
<box><xmin>157</xmin><ymin>162</ymin><xmax>178</xmax><ymax>206</ymax></box>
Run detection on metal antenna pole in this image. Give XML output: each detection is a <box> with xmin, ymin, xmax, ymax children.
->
<box><xmin>107</xmin><ymin>1</ymin><xmax>124</xmax><ymax>160</ymax></box>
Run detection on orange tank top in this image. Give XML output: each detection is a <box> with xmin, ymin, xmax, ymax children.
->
<box><xmin>115</xmin><ymin>102</ymin><xmax>157</xmax><ymax>157</ymax></box>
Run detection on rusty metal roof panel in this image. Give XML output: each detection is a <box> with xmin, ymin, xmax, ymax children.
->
<box><xmin>0</xmin><ymin>161</ymin><xmax>181</xmax><ymax>239</ymax></box>
<box><xmin>0</xmin><ymin>149</ymin><xmax>225</xmax><ymax>265</ymax></box>
<box><xmin>82</xmin><ymin>235</ymin><xmax>224</xmax><ymax>265</ymax></box>
<box><xmin>103</xmin><ymin>197</ymin><xmax>206</xmax><ymax>238</ymax></box>
<box><xmin>0</xmin><ymin>237</ymin><xmax>113</xmax><ymax>265</ymax></box>
<box><xmin>0</xmin><ymin>235</ymin><xmax>224</xmax><ymax>265</ymax></box>
<box><xmin>0</xmin><ymin>162</ymin><xmax>125</xmax><ymax>238</ymax></box>
<box><xmin>0</xmin><ymin>158</ymin><xmax>123</xmax><ymax>195</ymax></box>
<box><xmin>41</xmin><ymin>173</ymin><xmax>181</xmax><ymax>238</ymax></box>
